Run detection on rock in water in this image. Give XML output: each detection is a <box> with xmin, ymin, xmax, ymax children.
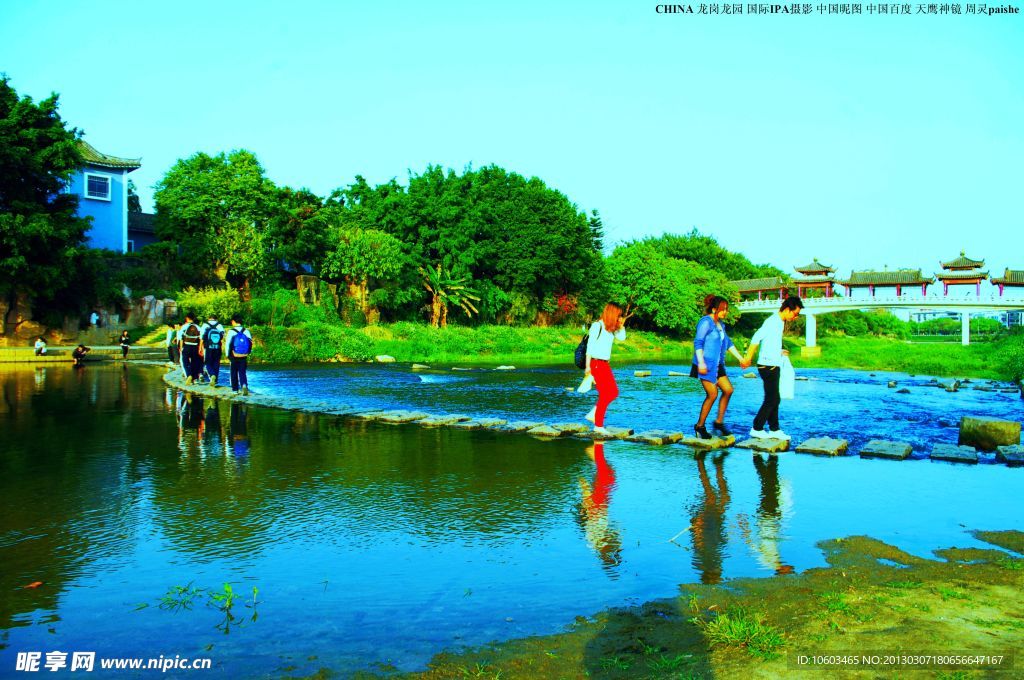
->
<box><xmin>958</xmin><ymin>416</ymin><xmax>1021</xmax><ymax>451</ymax></box>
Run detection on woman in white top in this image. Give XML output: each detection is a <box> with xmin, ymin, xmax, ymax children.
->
<box><xmin>584</xmin><ymin>303</ymin><xmax>627</xmax><ymax>435</ymax></box>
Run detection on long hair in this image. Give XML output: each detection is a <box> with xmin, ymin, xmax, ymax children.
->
<box><xmin>704</xmin><ymin>295</ymin><xmax>729</xmax><ymax>316</ymax></box>
<box><xmin>601</xmin><ymin>303</ymin><xmax>623</xmax><ymax>332</ymax></box>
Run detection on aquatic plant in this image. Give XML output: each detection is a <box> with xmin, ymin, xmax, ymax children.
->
<box><xmin>693</xmin><ymin>607</ymin><xmax>785</xmax><ymax>660</ymax></box>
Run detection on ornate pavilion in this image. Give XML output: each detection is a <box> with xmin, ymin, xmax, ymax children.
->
<box><xmin>836</xmin><ymin>269</ymin><xmax>935</xmax><ymax>297</ymax></box>
<box><xmin>935</xmin><ymin>252</ymin><xmax>988</xmax><ymax>296</ymax></box>
<box><xmin>792</xmin><ymin>259</ymin><xmax>836</xmax><ymax>298</ymax></box>
<box><xmin>991</xmin><ymin>269</ymin><xmax>1024</xmax><ymax>297</ymax></box>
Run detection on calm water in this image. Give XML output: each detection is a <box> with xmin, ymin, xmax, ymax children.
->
<box><xmin>1</xmin><ymin>363</ymin><xmax>1022</xmax><ymax>677</ymax></box>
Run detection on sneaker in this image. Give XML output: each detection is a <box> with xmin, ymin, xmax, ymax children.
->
<box><xmin>593</xmin><ymin>426</ymin><xmax>610</xmax><ymax>436</ymax></box>
<box><xmin>241</xmin><ymin>386</ymin><xmax>249</xmax><ymax>396</ymax></box>
<box><xmin>210</xmin><ymin>376</ymin><xmax>217</xmax><ymax>387</ymax></box>
<box><xmin>185</xmin><ymin>376</ymin><xmax>194</xmax><ymax>386</ymax></box>
<box><xmin>748</xmin><ymin>428</ymin><xmax>769</xmax><ymax>439</ymax></box>
<box><xmin>584</xmin><ymin>406</ymin><xmax>596</xmax><ymax>424</ymax></box>
<box><xmin>769</xmin><ymin>429</ymin><xmax>791</xmax><ymax>441</ymax></box>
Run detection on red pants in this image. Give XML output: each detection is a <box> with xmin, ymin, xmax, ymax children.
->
<box><xmin>590</xmin><ymin>359</ymin><xmax>618</xmax><ymax>427</ymax></box>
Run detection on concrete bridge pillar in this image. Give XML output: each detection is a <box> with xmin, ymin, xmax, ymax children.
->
<box><xmin>961</xmin><ymin>311</ymin><xmax>970</xmax><ymax>346</ymax></box>
<box><xmin>805</xmin><ymin>313</ymin><xmax>817</xmax><ymax>348</ymax></box>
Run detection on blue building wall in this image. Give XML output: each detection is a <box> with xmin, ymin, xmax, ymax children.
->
<box><xmin>68</xmin><ymin>163</ymin><xmax>129</xmax><ymax>252</ymax></box>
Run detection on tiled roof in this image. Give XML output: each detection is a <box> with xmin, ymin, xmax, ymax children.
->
<box><xmin>77</xmin><ymin>140</ymin><xmax>141</xmax><ymax>170</ymax></box>
<box><xmin>793</xmin><ymin>275</ymin><xmax>835</xmax><ymax>284</ymax></box>
<box><xmin>128</xmin><ymin>212</ymin><xmax>156</xmax><ymax>234</ymax></box>
<box><xmin>731</xmin><ymin>276</ymin><xmax>789</xmax><ymax>292</ymax></box>
<box><xmin>935</xmin><ymin>270</ymin><xmax>989</xmax><ymax>281</ymax></box>
<box><xmin>991</xmin><ymin>269</ymin><xmax>1024</xmax><ymax>285</ymax></box>
<box><xmin>838</xmin><ymin>270</ymin><xmax>935</xmax><ymax>286</ymax></box>
<box><xmin>794</xmin><ymin>259</ymin><xmax>835</xmax><ymax>274</ymax></box>
<box><xmin>940</xmin><ymin>252</ymin><xmax>984</xmax><ymax>269</ymax></box>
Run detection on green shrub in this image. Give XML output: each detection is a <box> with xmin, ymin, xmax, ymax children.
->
<box><xmin>177</xmin><ymin>284</ymin><xmax>243</xmax><ymax>322</ymax></box>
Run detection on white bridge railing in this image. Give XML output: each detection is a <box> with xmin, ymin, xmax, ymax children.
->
<box><xmin>736</xmin><ymin>295</ymin><xmax>1024</xmax><ymax>313</ymax></box>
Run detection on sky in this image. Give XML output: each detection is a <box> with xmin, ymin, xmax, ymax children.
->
<box><xmin>2</xmin><ymin>0</ymin><xmax>1022</xmax><ymax>279</ymax></box>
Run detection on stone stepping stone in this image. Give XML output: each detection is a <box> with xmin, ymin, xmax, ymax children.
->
<box><xmin>419</xmin><ymin>414</ymin><xmax>472</xmax><ymax>426</ymax></box>
<box><xmin>377</xmin><ymin>410</ymin><xmax>430</xmax><ymax>423</ymax></box>
<box><xmin>583</xmin><ymin>426</ymin><xmax>634</xmax><ymax>440</ymax></box>
<box><xmin>736</xmin><ymin>438</ymin><xmax>790</xmax><ymax>453</ymax></box>
<box><xmin>668</xmin><ymin>371</ymin><xmax>686</xmax><ymax>377</ymax></box>
<box><xmin>742</xmin><ymin>372</ymin><xmax>757</xmax><ymax>379</ymax></box>
<box><xmin>375</xmin><ymin>355</ymin><xmax>396</xmax><ymax>363</ymax></box>
<box><xmin>634</xmin><ymin>370</ymin><xmax>652</xmax><ymax>377</ymax></box>
<box><xmin>452</xmin><ymin>367</ymin><xmax>475</xmax><ymax>371</ymax></box>
<box><xmin>680</xmin><ymin>435</ymin><xmax>736</xmax><ymax>451</ymax></box>
<box><xmin>959</xmin><ymin>416</ymin><xmax>1021</xmax><ymax>452</ymax></box>
<box><xmin>627</xmin><ymin>430</ymin><xmax>683</xmax><ymax>445</ymax></box>
<box><xmin>550</xmin><ymin>422</ymin><xmax>593</xmax><ymax>435</ymax></box>
<box><xmin>996</xmin><ymin>445</ymin><xmax>1024</xmax><ymax>465</ymax></box>
<box><xmin>495</xmin><ymin>365</ymin><xmax>516</xmax><ymax>370</ymax></box>
<box><xmin>930</xmin><ymin>444</ymin><xmax>978</xmax><ymax>464</ymax></box>
<box><xmin>527</xmin><ymin>424</ymin><xmax>564</xmax><ymax>438</ymax></box>
<box><xmin>352</xmin><ymin>410</ymin><xmax>389</xmax><ymax>420</ymax></box>
<box><xmin>477</xmin><ymin>418</ymin><xmax>509</xmax><ymax>429</ymax></box>
<box><xmin>453</xmin><ymin>417</ymin><xmax>508</xmax><ymax>430</ymax></box>
<box><xmin>795</xmin><ymin>437</ymin><xmax>849</xmax><ymax>456</ymax></box>
<box><xmin>323</xmin><ymin>406</ymin><xmax>358</xmax><ymax>415</ymax></box>
<box><xmin>411</xmin><ymin>363</ymin><xmax>431</xmax><ymax>370</ymax></box>
<box><xmin>502</xmin><ymin>420</ymin><xmax>545</xmax><ymax>433</ymax></box>
<box><xmin>860</xmin><ymin>439</ymin><xmax>913</xmax><ymax>460</ymax></box>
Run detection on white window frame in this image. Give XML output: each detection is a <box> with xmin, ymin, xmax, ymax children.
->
<box><xmin>83</xmin><ymin>172</ymin><xmax>112</xmax><ymax>201</ymax></box>
<box><xmin>126</xmin><ymin>239</ymin><xmax>135</xmax><ymax>253</ymax></box>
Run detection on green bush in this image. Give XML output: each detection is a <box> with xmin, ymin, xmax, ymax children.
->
<box><xmin>177</xmin><ymin>284</ymin><xmax>243</xmax><ymax>322</ymax></box>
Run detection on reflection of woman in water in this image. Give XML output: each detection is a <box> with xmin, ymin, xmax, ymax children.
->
<box><xmin>576</xmin><ymin>442</ymin><xmax>622</xmax><ymax>574</ymax></box>
<box><xmin>749</xmin><ymin>454</ymin><xmax>794</xmax><ymax>575</ymax></box>
<box><xmin>689</xmin><ymin>452</ymin><xmax>730</xmax><ymax>585</ymax></box>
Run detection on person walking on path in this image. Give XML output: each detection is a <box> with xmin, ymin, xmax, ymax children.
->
<box><xmin>743</xmin><ymin>296</ymin><xmax>803</xmax><ymax>440</ymax></box>
<box><xmin>691</xmin><ymin>295</ymin><xmax>750</xmax><ymax>439</ymax></box>
<box><xmin>179</xmin><ymin>312</ymin><xmax>203</xmax><ymax>385</ymax></box>
<box><xmin>583</xmin><ymin>303</ymin><xmax>627</xmax><ymax>436</ymax></box>
<box><xmin>200</xmin><ymin>314</ymin><xmax>226</xmax><ymax>387</ymax></box>
<box><xmin>118</xmin><ymin>330</ymin><xmax>132</xmax><ymax>360</ymax></box>
<box><xmin>165</xmin><ymin>323</ymin><xmax>180</xmax><ymax>367</ymax></box>
<box><xmin>225</xmin><ymin>314</ymin><xmax>252</xmax><ymax>395</ymax></box>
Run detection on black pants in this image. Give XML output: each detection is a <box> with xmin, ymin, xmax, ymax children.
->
<box><xmin>182</xmin><ymin>345</ymin><xmax>202</xmax><ymax>379</ymax></box>
<box><xmin>230</xmin><ymin>357</ymin><xmax>248</xmax><ymax>391</ymax></box>
<box><xmin>204</xmin><ymin>348</ymin><xmax>222</xmax><ymax>381</ymax></box>
<box><xmin>753</xmin><ymin>365</ymin><xmax>781</xmax><ymax>431</ymax></box>
<box><xmin>168</xmin><ymin>345</ymin><xmax>180</xmax><ymax>364</ymax></box>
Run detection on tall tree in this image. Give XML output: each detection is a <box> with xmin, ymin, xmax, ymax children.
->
<box><xmin>322</xmin><ymin>227</ymin><xmax>407</xmax><ymax>323</ymax></box>
<box><xmin>153</xmin><ymin>150</ymin><xmax>277</xmax><ymax>297</ymax></box>
<box><xmin>0</xmin><ymin>76</ymin><xmax>96</xmax><ymax>331</ymax></box>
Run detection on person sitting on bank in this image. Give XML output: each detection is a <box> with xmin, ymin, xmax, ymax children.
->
<box><xmin>34</xmin><ymin>336</ymin><xmax>47</xmax><ymax>356</ymax></box>
<box><xmin>72</xmin><ymin>344</ymin><xmax>91</xmax><ymax>366</ymax></box>
<box><xmin>743</xmin><ymin>296</ymin><xmax>803</xmax><ymax>441</ymax></box>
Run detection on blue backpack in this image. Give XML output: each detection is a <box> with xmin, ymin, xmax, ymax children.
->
<box><xmin>231</xmin><ymin>329</ymin><xmax>252</xmax><ymax>357</ymax></box>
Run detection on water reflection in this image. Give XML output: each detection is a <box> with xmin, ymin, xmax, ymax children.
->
<box><xmin>689</xmin><ymin>452</ymin><xmax>730</xmax><ymax>585</ymax></box>
<box><xmin>747</xmin><ymin>454</ymin><xmax>794</xmax><ymax>575</ymax></box>
<box><xmin>575</xmin><ymin>442</ymin><xmax>622</xmax><ymax>576</ymax></box>
<box><xmin>230</xmin><ymin>402</ymin><xmax>250</xmax><ymax>458</ymax></box>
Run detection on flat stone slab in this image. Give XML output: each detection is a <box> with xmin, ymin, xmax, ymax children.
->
<box><xmin>742</xmin><ymin>372</ymin><xmax>757</xmax><ymax>379</ymax></box>
<box><xmin>668</xmin><ymin>371</ymin><xmax>686</xmax><ymax>377</ymax></box>
<box><xmin>735</xmin><ymin>438</ymin><xmax>790</xmax><ymax>453</ymax></box>
<box><xmin>634</xmin><ymin>370</ymin><xmax>652</xmax><ymax>377</ymax></box>
<box><xmin>930</xmin><ymin>443</ymin><xmax>979</xmax><ymax>464</ymax></box>
<box><xmin>501</xmin><ymin>420</ymin><xmax>545</xmax><ymax>433</ymax></box>
<box><xmin>352</xmin><ymin>410</ymin><xmax>389</xmax><ymax>420</ymax></box>
<box><xmin>959</xmin><ymin>416</ymin><xmax>1021</xmax><ymax>452</ymax></box>
<box><xmin>453</xmin><ymin>417</ymin><xmax>507</xmax><ymax>430</ymax></box>
<box><xmin>860</xmin><ymin>439</ymin><xmax>913</xmax><ymax>460</ymax></box>
<box><xmin>795</xmin><ymin>437</ymin><xmax>849</xmax><ymax>456</ymax></box>
<box><xmin>550</xmin><ymin>422</ymin><xmax>593</xmax><ymax>435</ymax></box>
<box><xmin>996</xmin><ymin>445</ymin><xmax>1024</xmax><ymax>465</ymax></box>
<box><xmin>376</xmin><ymin>410</ymin><xmax>430</xmax><ymax>423</ymax></box>
<box><xmin>627</xmin><ymin>430</ymin><xmax>683</xmax><ymax>445</ymax></box>
<box><xmin>679</xmin><ymin>435</ymin><xmax>736</xmax><ymax>451</ymax></box>
<box><xmin>452</xmin><ymin>367</ymin><xmax>475</xmax><ymax>371</ymax></box>
<box><xmin>527</xmin><ymin>424</ymin><xmax>563</xmax><ymax>438</ymax></box>
<box><xmin>583</xmin><ymin>426</ymin><xmax>634</xmax><ymax>440</ymax></box>
<box><xmin>374</xmin><ymin>355</ymin><xmax>396</xmax><ymax>363</ymax></box>
<box><xmin>411</xmin><ymin>363</ymin><xmax>431</xmax><ymax>370</ymax></box>
<box><xmin>495</xmin><ymin>365</ymin><xmax>516</xmax><ymax>371</ymax></box>
<box><xmin>419</xmin><ymin>414</ymin><xmax>472</xmax><ymax>426</ymax></box>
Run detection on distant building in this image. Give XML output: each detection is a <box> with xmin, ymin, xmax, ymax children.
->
<box><xmin>127</xmin><ymin>211</ymin><xmax>158</xmax><ymax>252</ymax></box>
<box><xmin>67</xmin><ymin>140</ymin><xmax>141</xmax><ymax>253</ymax></box>
<box><xmin>934</xmin><ymin>252</ymin><xmax>988</xmax><ymax>296</ymax></box>
<box><xmin>732</xmin><ymin>276</ymin><xmax>789</xmax><ymax>301</ymax></box>
<box><xmin>792</xmin><ymin>259</ymin><xmax>836</xmax><ymax>298</ymax></box>
<box><xmin>836</xmin><ymin>269</ymin><xmax>935</xmax><ymax>299</ymax></box>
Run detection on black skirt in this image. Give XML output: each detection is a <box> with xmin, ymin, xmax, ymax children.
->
<box><xmin>690</xmin><ymin>363</ymin><xmax>726</xmax><ymax>381</ymax></box>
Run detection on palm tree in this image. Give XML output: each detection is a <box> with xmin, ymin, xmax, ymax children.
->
<box><xmin>419</xmin><ymin>264</ymin><xmax>480</xmax><ymax>327</ymax></box>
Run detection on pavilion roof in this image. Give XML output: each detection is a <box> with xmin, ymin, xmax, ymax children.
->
<box><xmin>940</xmin><ymin>251</ymin><xmax>984</xmax><ymax>270</ymax></box>
<box><xmin>991</xmin><ymin>269</ymin><xmax>1024</xmax><ymax>285</ymax></box>
<box><xmin>793</xmin><ymin>275</ymin><xmax>835</xmax><ymax>284</ymax></box>
<box><xmin>838</xmin><ymin>270</ymin><xmax>935</xmax><ymax>286</ymax></box>
<box><xmin>77</xmin><ymin>140</ymin><xmax>141</xmax><ymax>170</ymax></box>
<box><xmin>935</xmin><ymin>270</ymin><xmax>989</xmax><ymax>281</ymax></box>
<box><xmin>731</xmin><ymin>276</ymin><xmax>789</xmax><ymax>292</ymax></box>
<box><xmin>793</xmin><ymin>258</ymin><xmax>835</xmax><ymax>274</ymax></box>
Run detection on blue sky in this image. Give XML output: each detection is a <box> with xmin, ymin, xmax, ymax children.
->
<box><xmin>2</xmin><ymin>0</ymin><xmax>1021</xmax><ymax>278</ymax></box>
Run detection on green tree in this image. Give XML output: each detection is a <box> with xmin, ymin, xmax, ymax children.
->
<box><xmin>0</xmin><ymin>76</ymin><xmax>98</xmax><ymax>330</ymax></box>
<box><xmin>127</xmin><ymin>179</ymin><xmax>142</xmax><ymax>213</ymax></box>
<box><xmin>266</xmin><ymin>188</ymin><xmax>334</xmax><ymax>277</ymax></box>
<box><xmin>643</xmin><ymin>229</ymin><xmax>785</xmax><ymax>280</ymax></box>
<box><xmin>153</xmin><ymin>149</ymin><xmax>277</xmax><ymax>297</ymax></box>
<box><xmin>419</xmin><ymin>264</ymin><xmax>480</xmax><ymax>328</ymax></box>
<box><xmin>322</xmin><ymin>228</ymin><xmax>407</xmax><ymax>323</ymax></box>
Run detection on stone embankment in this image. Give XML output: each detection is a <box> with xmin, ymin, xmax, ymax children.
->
<box><xmin>162</xmin><ymin>370</ymin><xmax>1024</xmax><ymax>464</ymax></box>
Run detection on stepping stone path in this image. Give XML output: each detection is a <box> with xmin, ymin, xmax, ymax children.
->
<box><xmin>418</xmin><ymin>414</ymin><xmax>471</xmax><ymax>426</ymax></box>
<box><xmin>353</xmin><ymin>410</ymin><xmax>388</xmax><ymax>420</ymax></box>
<box><xmin>627</xmin><ymin>430</ymin><xmax>683</xmax><ymax>445</ymax></box>
<box><xmin>668</xmin><ymin>371</ymin><xmax>686</xmax><ymax>376</ymax></box>
<box><xmin>679</xmin><ymin>435</ymin><xmax>736</xmax><ymax>451</ymax></box>
<box><xmin>795</xmin><ymin>437</ymin><xmax>849</xmax><ymax>456</ymax></box>
<box><xmin>584</xmin><ymin>426</ymin><xmax>634</xmax><ymax>440</ymax></box>
<box><xmin>736</xmin><ymin>438</ymin><xmax>790</xmax><ymax>453</ymax></box>
<box><xmin>527</xmin><ymin>424</ymin><xmax>563</xmax><ymax>438</ymax></box>
<box><xmin>930</xmin><ymin>444</ymin><xmax>978</xmax><ymax>464</ymax></box>
<box><xmin>996</xmin><ymin>445</ymin><xmax>1024</xmax><ymax>465</ymax></box>
<box><xmin>501</xmin><ymin>421</ymin><xmax>545</xmax><ymax>432</ymax></box>
<box><xmin>377</xmin><ymin>410</ymin><xmax>430</xmax><ymax>423</ymax></box>
<box><xmin>495</xmin><ymin>365</ymin><xmax>516</xmax><ymax>371</ymax></box>
<box><xmin>453</xmin><ymin>418</ymin><xmax>508</xmax><ymax>430</ymax></box>
<box><xmin>634</xmin><ymin>370</ymin><xmax>652</xmax><ymax>377</ymax></box>
<box><xmin>550</xmin><ymin>422</ymin><xmax>593</xmax><ymax>435</ymax></box>
<box><xmin>959</xmin><ymin>416</ymin><xmax>1021</xmax><ymax>451</ymax></box>
<box><xmin>411</xmin><ymin>364</ymin><xmax>431</xmax><ymax>370</ymax></box>
<box><xmin>860</xmin><ymin>440</ymin><xmax>913</xmax><ymax>460</ymax></box>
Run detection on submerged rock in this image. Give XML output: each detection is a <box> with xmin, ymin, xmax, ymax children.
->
<box><xmin>996</xmin><ymin>444</ymin><xmax>1024</xmax><ymax>465</ymax></box>
<box><xmin>888</xmin><ymin>381</ymin><xmax>898</xmax><ymax>388</ymax></box>
<box><xmin>959</xmin><ymin>416</ymin><xmax>1021</xmax><ymax>452</ymax></box>
<box><xmin>896</xmin><ymin>388</ymin><xmax>911</xmax><ymax>394</ymax></box>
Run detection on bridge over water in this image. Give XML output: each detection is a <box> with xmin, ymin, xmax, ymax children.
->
<box><xmin>736</xmin><ymin>295</ymin><xmax>1024</xmax><ymax>348</ymax></box>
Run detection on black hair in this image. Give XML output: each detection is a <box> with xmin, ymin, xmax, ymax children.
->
<box><xmin>780</xmin><ymin>296</ymin><xmax>804</xmax><ymax>312</ymax></box>
<box><xmin>184</xmin><ymin>311</ymin><xmax>196</xmax><ymax>321</ymax></box>
<box><xmin>703</xmin><ymin>295</ymin><xmax>729</xmax><ymax>315</ymax></box>
<box><xmin>230</xmin><ymin>314</ymin><xmax>244</xmax><ymax>324</ymax></box>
